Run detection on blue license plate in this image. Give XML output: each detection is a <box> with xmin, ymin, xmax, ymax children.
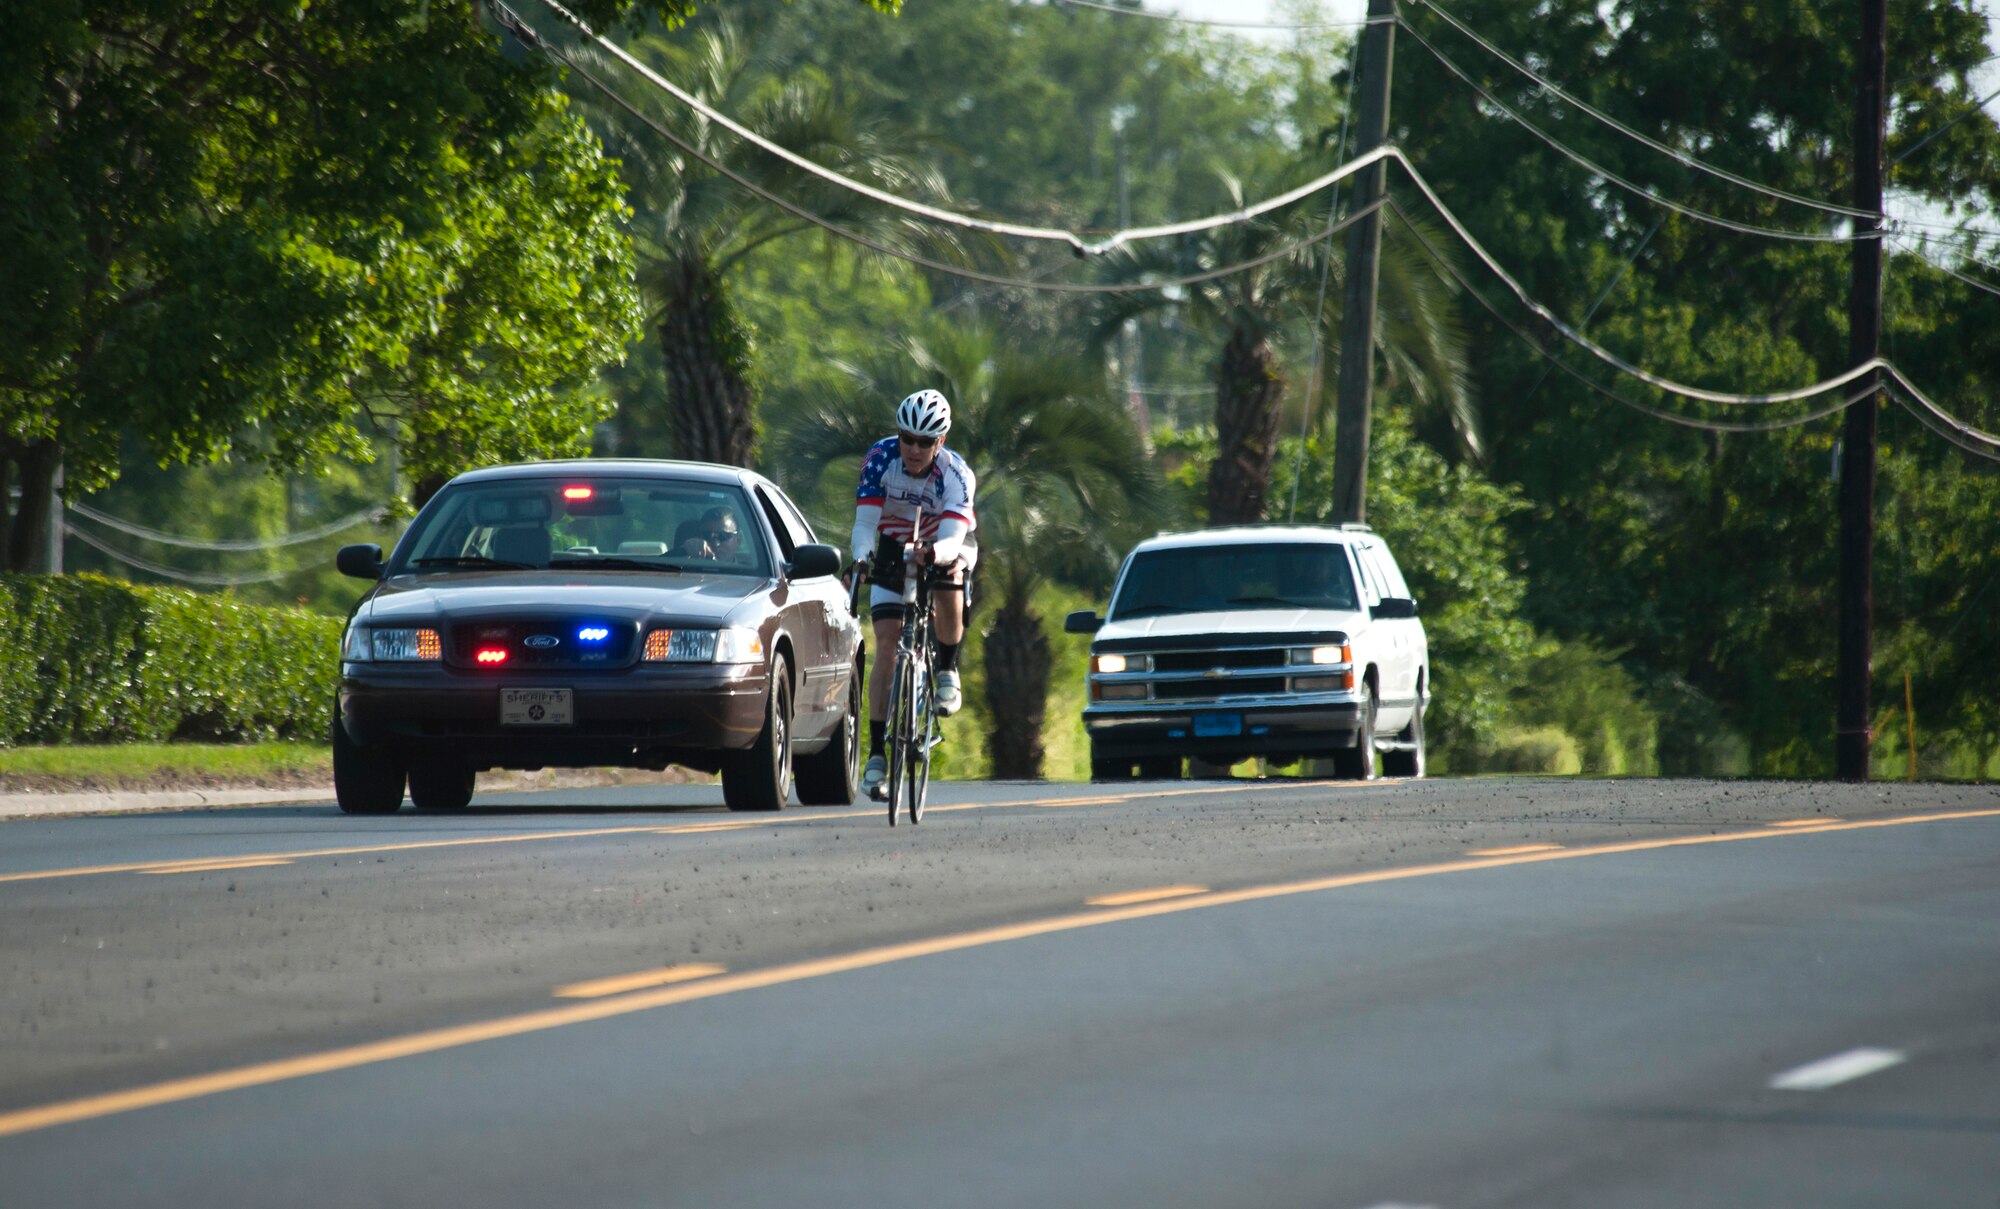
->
<box><xmin>1193</xmin><ymin>712</ymin><xmax>1243</xmax><ymax>738</ymax></box>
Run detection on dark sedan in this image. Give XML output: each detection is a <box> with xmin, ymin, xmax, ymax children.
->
<box><xmin>332</xmin><ymin>460</ymin><xmax>863</xmax><ymax>814</ymax></box>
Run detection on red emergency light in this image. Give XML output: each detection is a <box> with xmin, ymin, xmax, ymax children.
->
<box><xmin>561</xmin><ymin>486</ymin><xmax>594</xmax><ymax>501</ymax></box>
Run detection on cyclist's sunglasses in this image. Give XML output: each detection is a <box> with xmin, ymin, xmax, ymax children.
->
<box><xmin>898</xmin><ymin>431</ymin><xmax>940</xmax><ymax>448</ymax></box>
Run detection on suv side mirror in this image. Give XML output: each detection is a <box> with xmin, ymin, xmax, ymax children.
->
<box><xmin>1063</xmin><ymin>610</ymin><xmax>1102</xmax><ymax>634</ymax></box>
<box><xmin>337</xmin><ymin>544</ymin><xmax>385</xmax><ymax>580</ymax></box>
<box><xmin>1372</xmin><ymin>596</ymin><xmax>1419</xmax><ymax>619</ymax></box>
<box><xmin>788</xmin><ymin>543</ymin><xmax>843</xmax><ymax>580</ymax></box>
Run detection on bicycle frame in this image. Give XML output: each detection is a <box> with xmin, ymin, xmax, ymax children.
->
<box><xmin>884</xmin><ymin>540</ymin><xmax>943</xmax><ymax>826</ymax></box>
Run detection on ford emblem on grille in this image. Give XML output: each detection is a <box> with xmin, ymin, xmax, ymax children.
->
<box><xmin>524</xmin><ymin>634</ymin><xmax>561</xmax><ymax>649</ymax></box>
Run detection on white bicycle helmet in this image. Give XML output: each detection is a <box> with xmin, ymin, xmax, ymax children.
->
<box><xmin>895</xmin><ymin>389</ymin><xmax>952</xmax><ymax>438</ymax></box>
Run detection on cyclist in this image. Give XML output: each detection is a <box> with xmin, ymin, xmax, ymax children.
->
<box><xmin>851</xmin><ymin>388</ymin><xmax>977</xmax><ymax>797</ymax></box>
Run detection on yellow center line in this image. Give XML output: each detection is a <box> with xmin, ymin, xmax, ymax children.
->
<box><xmin>1773</xmin><ymin>818</ymin><xmax>1844</xmax><ymax>827</ymax></box>
<box><xmin>3</xmin><ymin>804</ymin><xmax>1996</xmax><ymax>1140</ymax></box>
<box><xmin>554</xmin><ymin>963</ymin><xmax>728</xmax><ymax>999</ymax></box>
<box><xmin>138</xmin><ymin>859</ymin><xmax>297</xmax><ymax>875</ymax></box>
<box><xmin>0</xmin><ymin>778</ymin><xmax>1358</xmax><ymax>884</ymax></box>
<box><xmin>1466</xmin><ymin>843</ymin><xmax>1565</xmax><ymax>857</ymax></box>
<box><xmin>1087</xmin><ymin>885</ymin><xmax>1209</xmax><ymax>907</ymax></box>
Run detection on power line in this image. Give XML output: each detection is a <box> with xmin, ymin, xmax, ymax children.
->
<box><xmin>1394</xmin><ymin>197</ymin><xmax>2000</xmax><ymax>456</ymax></box>
<box><xmin>1403</xmin><ymin>0</ymin><xmax>1880</xmax><ymax>221</ymax></box>
<box><xmin>1890</xmin><ymin>81</ymin><xmax>2000</xmax><ymax>167</ymax></box>
<box><xmin>1050</xmin><ymin>0</ymin><xmax>1382</xmax><ymax>30</ymax></box>
<box><xmin>541</xmin><ymin>30</ymin><xmax>1396</xmax><ymax>294</ymax></box>
<box><xmin>1390</xmin><ymin>200</ymin><xmax>1877</xmax><ymax>434</ymax></box>
<box><xmin>1883</xmin><ymin>363</ymin><xmax>2000</xmax><ymax>448</ymax></box>
<box><xmin>63</xmin><ymin>525</ymin><xmax>307</xmax><ymax>586</ymax></box>
<box><xmin>65</xmin><ymin>502</ymin><xmax>385</xmax><ymax>551</ymax></box>
<box><xmin>1388</xmin><ymin>148</ymin><xmax>1890</xmax><ymax>405</ymax></box>
<box><xmin>1884</xmin><ymin>382</ymin><xmax>2000</xmax><ymax>463</ymax></box>
<box><xmin>507</xmin><ymin>0</ymin><xmax>1400</xmax><ymax>256</ymax></box>
<box><xmin>1892</xmin><ymin>234</ymin><xmax>2000</xmax><ymax>298</ymax></box>
<box><xmin>1399</xmin><ymin>18</ymin><xmax>1882</xmax><ymax>243</ymax></box>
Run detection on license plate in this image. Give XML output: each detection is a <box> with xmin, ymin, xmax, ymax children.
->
<box><xmin>501</xmin><ymin>687</ymin><xmax>573</xmax><ymax>726</ymax></box>
<box><xmin>1193</xmin><ymin>711</ymin><xmax>1242</xmax><ymax>738</ymax></box>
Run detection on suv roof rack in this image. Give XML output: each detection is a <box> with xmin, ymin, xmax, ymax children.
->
<box><xmin>1338</xmin><ymin>523</ymin><xmax>1373</xmax><ymax>533</ymax></box>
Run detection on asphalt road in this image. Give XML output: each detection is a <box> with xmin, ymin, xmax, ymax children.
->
<box><xmin>2</xmin><ymin>775</ymin><xmax>1997</xmax><ymax>1208</ymax></box>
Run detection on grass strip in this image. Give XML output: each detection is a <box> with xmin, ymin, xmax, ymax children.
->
<box><xmin>0</xmin><ymin>743</ymin><xmax>331</xmax><ymax>792</ymax></box>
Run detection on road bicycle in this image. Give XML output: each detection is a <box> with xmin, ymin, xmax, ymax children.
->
<box><xmin>866</xmin><ymin>532</ymin><xmax>948</xmax><ymax>826</ymax></box>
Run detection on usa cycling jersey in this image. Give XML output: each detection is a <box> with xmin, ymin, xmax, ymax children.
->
<box><xmin>851</xmin><ymin>435</ymin><xmax>976</xmax><ymax>563</ymax></box>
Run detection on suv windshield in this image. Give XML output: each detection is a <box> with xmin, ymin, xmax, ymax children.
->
<box><xmin>1110</xmin><ymin>542</ymin><xmax>1360</xmax><ymax>620</ymax></box>
<box><xmin>391</xmin><ymin>478</ymin><xmax>773</xmax><ymax>578</ymax></box>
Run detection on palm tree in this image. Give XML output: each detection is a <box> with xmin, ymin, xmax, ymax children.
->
<box><xmin>774</xmin><ymin>321</ymin><xmax>1163</xmax><ymax>779</ymax></box>
<box><xmin>574</xmin><ymin>24</ymin><xmax>980</xmax><ymax>466</ymax></box>
<box><xmin>1097</xmin><ymin>172</ymin><xmax>1474</xmax><ymax>525</ymax></box>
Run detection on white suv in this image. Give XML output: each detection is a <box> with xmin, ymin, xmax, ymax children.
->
<box><xmin>1065</xmin><ymin>525</ymin><xmax>1428</xmax><ymax>780</ymax></box>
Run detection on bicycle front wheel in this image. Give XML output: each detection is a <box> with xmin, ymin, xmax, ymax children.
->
<box><xmin>885</xmin><ymin>651</ymin><xmax>916</xmax><ymax>826</ymax></box>
<box><xmin>909</xmin><ymin>664</ymin><xmax>937</xmax><ymax>824</ymax></box>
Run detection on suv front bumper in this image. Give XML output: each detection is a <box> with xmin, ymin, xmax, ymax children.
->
<box><xmin>1082</xmin><ymin>693</ymin><xmax>1364</xmax><ymax>760</ymax></box>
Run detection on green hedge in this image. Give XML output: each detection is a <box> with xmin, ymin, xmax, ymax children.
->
<box><xmin>0</xmin><ymin>574</ymin><xmax>340</xmax><ymax>746</ymax></box>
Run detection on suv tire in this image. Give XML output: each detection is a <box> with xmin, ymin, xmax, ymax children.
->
<box><xmin>1089</xmin><ymin>746</ymin><xmax>1135</xmax><ymax>782</ymax></box>
<box><xmin>1381</xmin><ymin>699</ymin><xmax>1426</xmax><ymax>779</ymax></box>
<box><xmin>1332</xmin><ymin>680</ymin><xmax>1378</xmax><ymax>781</ymax></box>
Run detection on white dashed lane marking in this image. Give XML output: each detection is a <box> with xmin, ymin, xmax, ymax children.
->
<box><xmin>1768</xmin><ymin>1047</ymin><xmax>1906</xmax><ymax>1091</ymax></box>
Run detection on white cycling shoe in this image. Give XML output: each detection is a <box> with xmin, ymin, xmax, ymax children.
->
<box><xmin>862</xmin><ymin>754</ymin><xmax>888</xmax><ymax>798</ymax></box>
<box><xmin>934</xmin><ymin>670</ymin><xmax>963</xmax><ymax>717</ymax></box>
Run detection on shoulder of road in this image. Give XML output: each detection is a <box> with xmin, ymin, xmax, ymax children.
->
<box><xmin>0</xmin><ymin>767</ymin><xmax>703</xmax><ymax>820</ymax></box>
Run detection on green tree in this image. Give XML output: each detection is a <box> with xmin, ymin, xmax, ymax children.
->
<box><xmin>0</xmin><ymin>1</ymin><xmax>647</xmax><ymax>570</ymax></box>
<box><xmin>1097</xmin><ymin>186</ymin><xmax>1472</xmax><ymax>525</ymax></box>
<box><xmin>774</xmin><ymin>320</ymin><xmax>1162</xmax><ymax>779</ymax></box>
<box><xmin>1391</xmin><ymin>0</ymin><xmax>2000</xmax><ymax>773</ymax></box>
<box><xmin>572</xmin><ymin>22</ymin><xmax>980</xmax><ymax>467</ymax></box>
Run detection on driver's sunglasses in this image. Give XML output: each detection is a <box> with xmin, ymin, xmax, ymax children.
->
<box><xmin>899</xmin><ymin>431</ymin><xmax>940</xmax><ymax>448</ymax></box>
<box><xmin>705</xmin><ymin>529</ymin><xmax>738</xmax><ymax>543</ymax></box>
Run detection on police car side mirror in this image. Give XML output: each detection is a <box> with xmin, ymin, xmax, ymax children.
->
<box><xmin>788</xmin><ymin>543</ymin><xmax>843</xmax><ymax>580</ymax></box>
<box><xmin>337</xmin><ymin>544</ymin><xmax>385</xmax><ymax>580</ymax></box>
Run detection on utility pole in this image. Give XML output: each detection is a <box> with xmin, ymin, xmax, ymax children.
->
<box><xmin>1112</xmin><ymin>105</ymin><xmax>1152</xmax><ymax>450</ymax></box>
<box><xmin>27</xmin><ymin>457</ymin><xmax>62</xmax><ymax>575</ymax></box>
<box><xmin>1330</xmin><ymin>0</ymin><xmax>1396</xmax><ymax>524</ymax></box>
<box><xmin>1836</xmin><ymin>0</ymin><xmax>1886</xmax><ymax>782</ymax></box>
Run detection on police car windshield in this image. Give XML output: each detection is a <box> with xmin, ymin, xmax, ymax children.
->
<box><xmin>392</xmin><ymin>478</ymin><xmax>772</xmax><ymax>578</ymax></box>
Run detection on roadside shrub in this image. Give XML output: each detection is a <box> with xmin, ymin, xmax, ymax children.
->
<box><xmin>0</xmin><ymin>574</ymin><xmax>340</xmax><ymax>746</ymax></box>
<box><xmin>1484</xmin><ymin>726</ymin><xmax>1582</xmax><ymax>775</ymax></box>
<box><xmin>1519</xmin><ymin>640</ymin><xmax>1660</xmax><ymax>775</ymax></box>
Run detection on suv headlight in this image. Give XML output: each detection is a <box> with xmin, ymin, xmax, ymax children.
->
<box><xmin>344</xmin><ymin>626</ymin><xmax>441</xmax><ymax>662</ymax></box>
<box><xmin>1091</xmin><ymin>653</ymin><xmax>1151</xmax><ymax>674</ymax></box>
<box><xmin>643</xmin><ymin>626</ymin><xmax>764</xmax><ymax>663</ymax></box>
<box><xmin>1290</xmin><ymin>644</ymin><xmax>1350</xmax><ymax>666</ymax></box>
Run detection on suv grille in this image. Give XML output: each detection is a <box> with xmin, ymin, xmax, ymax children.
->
<box><xmin>1151</xmin><ymin>648</ymin><xmax>1287</xmax><ymax>673</ymax></box>
<box><xmin>1152</xmin><ymin>675</ymin><xmax>1289</xmax><ymax>702</ymax></box>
